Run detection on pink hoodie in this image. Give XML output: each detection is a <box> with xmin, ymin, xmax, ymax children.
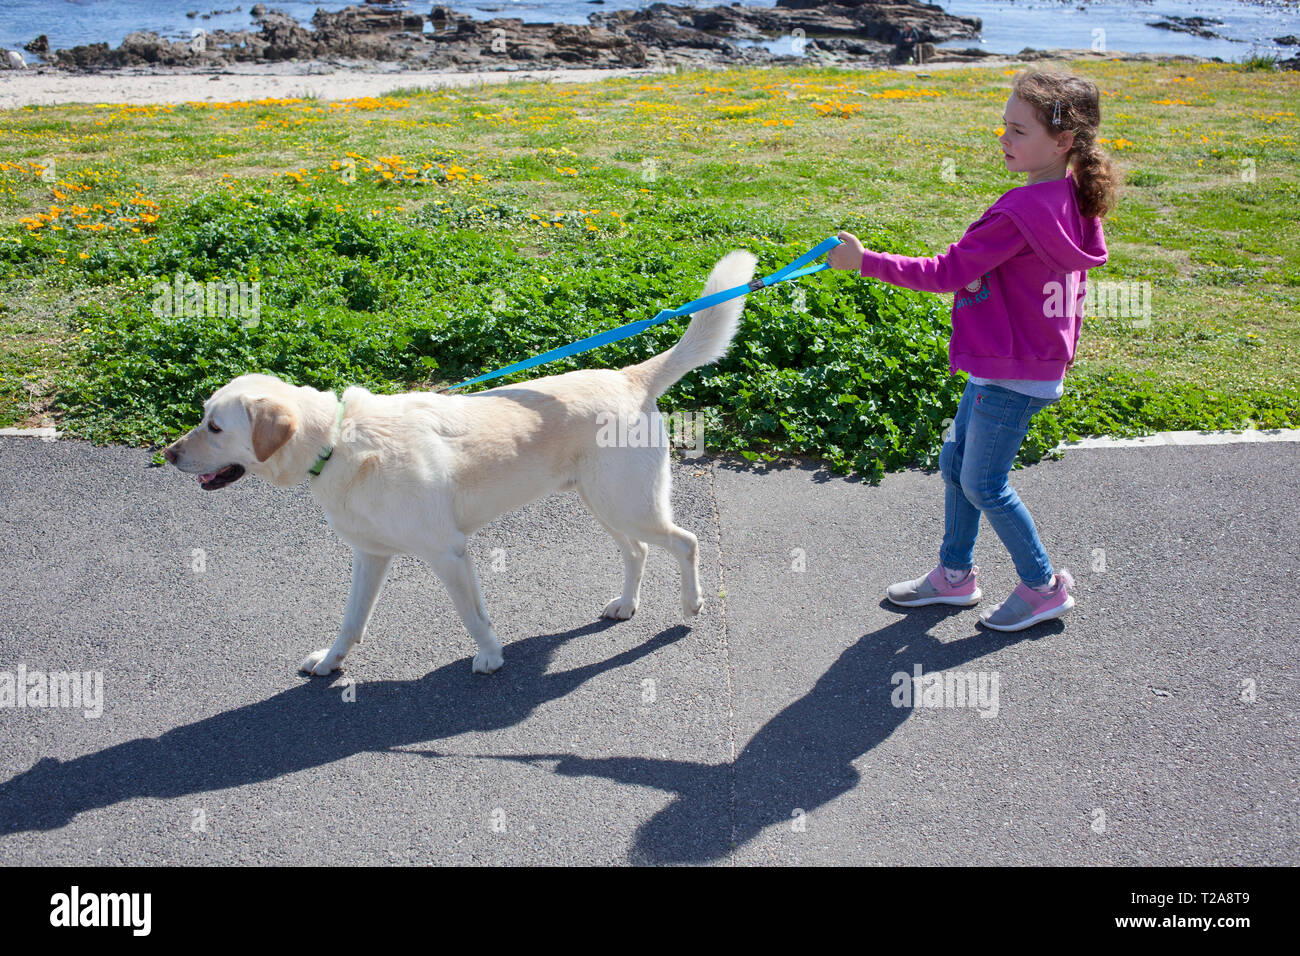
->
<box><xmin>858</xmin><ymin>171</ymin><xmax>1108</xmax><ymax>380</ymax></box>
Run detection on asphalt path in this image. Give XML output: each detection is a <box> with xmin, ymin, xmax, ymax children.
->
<box><xmin>0</xmin><ymin>435</ymin><xmax>1295</xmax><ymax>864</ymax></box>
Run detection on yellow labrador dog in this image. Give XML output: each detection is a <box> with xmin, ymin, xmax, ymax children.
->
<box><xmin>164</xmin><ymin>250</ymin><xmax>757</xmax><ymax>675</ymax></box>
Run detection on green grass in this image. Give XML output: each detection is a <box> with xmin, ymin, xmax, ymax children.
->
<box><xmin>1</xmin><ymin>61</ymin><xmax>1297</xmax><ymax>481</ymax></box>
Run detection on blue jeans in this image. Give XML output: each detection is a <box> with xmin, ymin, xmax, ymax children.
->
<box><xmin>938</xmin><ymin>380</ymin><xmax>1056</xmax><ymax>588</ymax></box>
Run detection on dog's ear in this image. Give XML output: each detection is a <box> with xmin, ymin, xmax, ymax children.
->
<box><xmin>247</xmin><ymin>396</ymin><xmax>297</xmax><ymax>462</ymax></box>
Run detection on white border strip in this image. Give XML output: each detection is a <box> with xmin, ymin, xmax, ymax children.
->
<box><xmin>0</xmin><ymin>427</ymin><xmax>58</xmax><ymax>439</ymax></box>
<box><xmin>1057</xmin><ymin>428</ymin><xmax>1300</xmax><ymax>450</ymax></box>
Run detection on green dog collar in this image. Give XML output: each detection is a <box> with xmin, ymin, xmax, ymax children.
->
<box><xmin>309</xmin><ymin>399</ymin><xmax>345</xmax><ymax>478</ymax></box>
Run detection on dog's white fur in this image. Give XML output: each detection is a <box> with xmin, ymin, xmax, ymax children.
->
<box><xmin>164</xmin><ymin>250</ymin><xmax>757</xmax><ymax>675</ymax></box>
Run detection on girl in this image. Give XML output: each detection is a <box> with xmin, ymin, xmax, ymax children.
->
<box><xmin>828</xmin><ymin>68</ymin><xmax>1118</xmax><ymax>631</ymax></box>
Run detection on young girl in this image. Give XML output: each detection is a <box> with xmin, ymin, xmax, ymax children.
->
<box><xmin>828</xmin><ymin>68</ymin><xmax>1118</xmax><ymax>631</ymax></box>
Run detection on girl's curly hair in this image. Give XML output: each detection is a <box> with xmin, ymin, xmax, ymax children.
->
<box><xmin>1011</xmin><ymin>68</ymin><xmax>1120</xmax><ymax>219</ymax></box>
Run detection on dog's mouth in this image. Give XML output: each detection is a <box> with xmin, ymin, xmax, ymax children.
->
<box><xmin>197</xmin><ymin>464</ymin><xmax>245</xmax><ymax>490</ymax></box>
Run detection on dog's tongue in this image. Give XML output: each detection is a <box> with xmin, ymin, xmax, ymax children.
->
<box><xmin>198</xmin><ymin>472</ymin><xmax>217</xmax><ymax>483</ymax></box>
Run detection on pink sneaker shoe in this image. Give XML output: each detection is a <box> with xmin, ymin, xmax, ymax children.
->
<box><xmin>886</xmin><ymin>564</ymin><xmax>981</xmax><ymax>608</ymax></box>
<box><xmin>979</xmin><ymin>569</ymin><xmax>1075</xmax><ymax>631</ymax></box>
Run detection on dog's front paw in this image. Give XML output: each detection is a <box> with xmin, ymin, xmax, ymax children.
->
<box><xmin>299</xmin><ymin>649</ymin><xmax>342</xmax><ymax>677</ymax></box>
<box><xmin>602</xmin><ymin>596</ymin><xmax>638</xmax><ymax>620</ymax></box>
<box><xmin>683</xmin><ymin>596</ymin><xmax>704</xmax><ymax>618</ymax></box>
<box><xmin>472</xmin><ymin>649</ymin><xmax>504</xmax><ymax>674</ymax></box>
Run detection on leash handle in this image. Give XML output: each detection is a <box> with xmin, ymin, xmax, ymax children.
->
<box><xmin>440</xmin><ymin>236</ymin><xmax>844</xmax><ymax>393</ymax></box>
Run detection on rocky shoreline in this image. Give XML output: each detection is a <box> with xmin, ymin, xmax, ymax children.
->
<box><xmin>4</xmin><ymin>0</ymin><xmax>1296</xmax><ymax>76</ymax></box>
<box><xmin>8</xmin><ymin>0</ymin><xmax>981</xmax><ymax>73</ymax></box>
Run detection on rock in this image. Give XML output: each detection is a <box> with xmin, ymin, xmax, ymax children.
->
<box><xmin>1147</xmin><ymin>16</ymin><xmax>1239</xmax><ymax>42</ymax></box>
<box><xmin>1275</xmin><ymin>35</ymin><xmax>1299</xmax><ymax>46</ymax></box>
<box><xmin>250</xmin><ymin>3</ymin><xmax>267</xmax><ymax>17</ymax></box>
<box><xmin>24</xmin><ymin>34</ymin><xmax>49</xmax><ymax>56</ymax></box>
<box><xmin>51</xmin><ymin>30</ymin><xmax>226</xmax><ymax>68</ymax></box>
<box><xmin>312</xmin><ymin>4</ymin><xmax>424</xmax><ymax>35</ymax></box>
<box><xmin>553</xmin><ymin>24</ymin><xmax>649</xmax><ymax>65</ymax></box>
<box><xmin>624</xmin><ymin>20</ymin><xmax>738</xmax><ymax>52</ymax></box>
<box><xmin>592</xmin><ymin>1</ymin><xmax>980</xmax><ymax>51</ymax></box>
<box><xmin>50</xmin><ymin>42</ymin><xmax>110</xmax><ymax>69</ymax></box>
<box><xmin>254</xmin><ymin>12</ymin><xmax>317</xmax><ymax>59</ymax></box>
<box><xmin>930</xmin><ymin>45</ymin><xmax>996</xmax><ymax>61</ymax></box>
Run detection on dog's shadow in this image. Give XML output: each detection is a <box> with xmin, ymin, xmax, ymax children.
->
<box><xmin>0</xmin><ymin>619</ymin><xmax>685</xmax><ymax>837</ymax></box>
<box><xmin>1</xmin><ymin>608</ymin><xmax>1056</xmax><ymax>863</ymax></box>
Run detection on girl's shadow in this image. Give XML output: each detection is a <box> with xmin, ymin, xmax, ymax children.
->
<box><xmin>489</xmin><ymin>603</ymin><xmax>1057</xmax><ymax>863</ymax></box>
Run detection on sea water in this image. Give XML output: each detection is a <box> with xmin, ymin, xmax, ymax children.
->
<box><xmin>1</xmin><ymin>0</ymin><xmax>1297</xmax><ymax>61</ymax></box>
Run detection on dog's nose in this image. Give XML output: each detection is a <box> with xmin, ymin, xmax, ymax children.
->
<box><xmin>163</xmin><ymin>444</ymin><xmax>178</xmax><ymax>464</ymax></box>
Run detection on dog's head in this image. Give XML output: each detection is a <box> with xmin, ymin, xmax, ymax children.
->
<box><xmin>163</xmin><ymin>373</ymin><xmax>301</xmax><ymax>490</ymax></box>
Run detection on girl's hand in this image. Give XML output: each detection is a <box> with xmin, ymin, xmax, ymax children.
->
<box><xmin>828</xmin><ymin>231</ymin><xmax>865</xmax><ymax>271</ymax></box>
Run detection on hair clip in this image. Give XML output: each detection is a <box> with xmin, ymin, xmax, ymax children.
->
<box><xmin>1052</xmin><ymin>99</ymin><xmax>1061</xmax><ymax>126</ymax></box>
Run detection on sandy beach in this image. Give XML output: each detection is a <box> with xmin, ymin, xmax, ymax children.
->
<box><xmin>0</xmin><ymin>63</ymin><xmax>680</xmax><ymax>109</ymax></box>
<box><xmin>0</xmin><ymin>52</ymin><xmax>1156</xmax><ymax>109</ymax></box>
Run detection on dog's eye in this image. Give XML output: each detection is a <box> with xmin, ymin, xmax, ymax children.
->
<box><xmin>208</xmin><ymin>421</ymin><xmax>222</xmax><ymax>434</ymax></box>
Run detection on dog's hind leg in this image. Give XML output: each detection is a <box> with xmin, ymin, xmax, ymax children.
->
<box><xmin>423</xmin><ymin>540</ymin><xmax>505</xmax><ymax>674</ymax></box>
<box><xmin>579</xmin><ymin>486</ymin><xmax>648</xmax><ymax>619</ymax></box>
<box><xmin>601</xmin><ymin>529</ymin><xmax>648</xmax><ymax>620</ymax></box>
<box><xmin>631</xmin><ymin>521</ymin><xmax>703</xmax><ymax>619</ymax></box>
<box><xmin>585</xmin><ymin>449</ymin><xmax>703</xmax><ymax>620</ymax></box>
<box><xmin>300</xmin><ymin>549</ymin><xmax>394</xmax><ymax>676</ymax></box>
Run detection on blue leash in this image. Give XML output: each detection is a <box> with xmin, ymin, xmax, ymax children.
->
<box><xmin>438</xmin><ymin>235</ymin><xmax>844</xmax><ymax>393</ymax></box>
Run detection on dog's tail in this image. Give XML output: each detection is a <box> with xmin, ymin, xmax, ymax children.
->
<box><xmin>626</xmin><ymin>249</ymin><xmax>758</xmax><ymax>398</ymax></box>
